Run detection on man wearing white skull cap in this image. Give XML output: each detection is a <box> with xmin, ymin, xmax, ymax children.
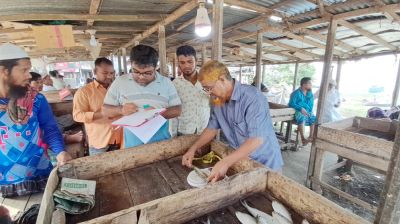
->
<box><xmin>0</xmin><ymin>43</ymin><xmax>72</xmax><ymax>197</ymax></box>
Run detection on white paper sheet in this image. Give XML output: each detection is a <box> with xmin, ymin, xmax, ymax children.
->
<box><xmin>125</xmin><ymin>114</ymin><xmax>167</xmax><ymax>143</ymax></box>
<box><xmin>112</xmin><ymin>108</ymin><xmax>165</xmax><ymax>127</ymax></box>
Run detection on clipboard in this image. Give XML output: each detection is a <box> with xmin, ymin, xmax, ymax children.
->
<box><xmin>111</xmin><ymin>108</ymin><xmax>166</xmax><ymax>127</ymax></box>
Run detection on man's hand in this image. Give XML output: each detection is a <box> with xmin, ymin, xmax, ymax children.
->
<box><xmin>182</xmin><ymin>146</ymin><xmax>197</xmax><ymax>168</ymax></box>
<box><xmin>301</xmin><ymin>108</ymin><xmax>309</xmax><ymax>116</ymax></box>
<box><xmin>56</xmin><ymin>151</ymin><xmax>73</xmax><ymax>166</ymax></box>
<box><xmin>207</xmin><ymin>159</ymin><xmax>230</xmax><ymax>183</ymax></box>
<box><xmin>121</xmin><ymin>103</ymin><xmax>138</xmax><ymax>116</ymax></box>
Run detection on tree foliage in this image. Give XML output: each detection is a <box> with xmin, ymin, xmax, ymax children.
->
<box><xmin>263</xmin><ymin>63</ymin><xmax>316</xmax><ymax>88</ymax></box>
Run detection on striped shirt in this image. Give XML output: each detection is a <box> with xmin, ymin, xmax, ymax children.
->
<box><xmin>103</xmin><ymin>73</ymin><xmax>181</xmax><ymax>148</ymax></box>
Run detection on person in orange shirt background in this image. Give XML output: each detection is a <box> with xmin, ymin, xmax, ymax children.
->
<box><xmin>73</xmin><ymin>57</ymin><xmax>122</xmax><ymax>155</ymax></box>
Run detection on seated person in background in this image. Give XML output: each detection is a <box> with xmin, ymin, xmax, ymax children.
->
<box><xmin>30</xmin><ymin>72</ymin><xmax>83</xmax><ymax>144</ymax></box>
<box><xmin>289</xmin><ymin>77</ymin><xmax>316</xmax><ymax>146</ymax></box>
<box><xmin>42</xmin><ymin>75</ymin><xmax>57</xmax><ymax>91</ymax></box>
<box><xmin>102</xmin><ymin>45</ymin><xmax>182</xmax><ymax>148</ymax></box>
<box><xmin>314</xmin><ymin>79</ymin><xmax>342</xmax><ymax>123</ymax></box>
<box><xmin>73</xmin><ymin>58</ymin><xmax>122</xmax><ymax>156</ymax></box>
<box><xmin>251</xmin><ymin>77</ymin><xmax>269</xmax><ymax>93</ymax></box>
<box><xmin>0</xmin><ymin>43</ymin><xmax>71</xmax><ymax>197</ymax></box>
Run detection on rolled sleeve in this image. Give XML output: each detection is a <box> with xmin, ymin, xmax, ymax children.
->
<box><xmin>37</xmin><ymin>94</ymin><xmax>65</xmax><ymax>155</ymax></box>
<box><xmin>207</xmin><ymin>108</ymin><xmax>220</xmax><ymax>130</ymax></box>
<box><xmin>166</xmin><ymin>79</ymin><xmax>181</xmax><ymax>107</ymax></box>
<box><xmin>73</xmin><ymin>89</ymin><xmax>94</xmax><ymax>123</ymax></box>
<box><xmin>103</xmin><ymin>79</ymin><xmax>121</xmax><ymax>106</ymax></box>
<box><xmin>245</xmin><ymin>95</ymin><xmax>269</xmax><ymax>138</ymax></box>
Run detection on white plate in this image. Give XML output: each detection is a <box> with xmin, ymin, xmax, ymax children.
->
<box><xmin>187</xmin><ymin>168</ymin><xmax>211</xmax><ymax>188</ymax></box>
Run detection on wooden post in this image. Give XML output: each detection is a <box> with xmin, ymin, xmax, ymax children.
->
<box><xmin>172</xmin><ymin>54</ymin><xmax>177</xmax><ymax>78</ymax></box>
<box><xmin>121</xmin><ymin>47</ymin><xmax>128</xmax><ymax>75</ymax></box>
<box><xmin>307</xmin><ymin>17</ymin><xmax>337</xmax><ymax>189</ymax></box>
<box><xmin>262</xmin><ymin>64</ymin><xmax>267</xmax><ymax>84</ymax></box>
<box><xmin>158</xmin><ymin>25</ymin><xmax>167</xmax><ymax>76</ymax></box>
<box><xmin>211</xmin><ymin>0</ymin><xmax>223</xmax><ymax>61</ymax></box>
<box><xmin>201</xmin><ymin>44</ymin><xmax>207</xmax><ymax>66</ymax></box>
<box><xmin>255</xmin><ymin>30</ymin><xmax>263</xmax><ymax>90</ymax></box>
<box><xmin>336</xmin><ymin>58</ymin><xmax>342</xmax><ymax>90</ymax></box>
<box><xmin>293</xmin><ymin>61</ymin><xmax>299</xmax><ymax>91</ymax></box>
<box><xmin>375</xmin><ymin>125</ymin><xmax>400</xmax><ymax>224</ymax></box>
<box><xmin>391</xmin><ymin>59</ymin><xmax>400</xmax><ymax>107</ymax></box>
<box><xmin>239</xmin><ymin>65</ymin><xmax>242</xmax><ymax>83</ymax></box>
<box><xmin>117</xmin><ymin>49</ymin><xmax>122</xmax><ymax>75</ymax></box>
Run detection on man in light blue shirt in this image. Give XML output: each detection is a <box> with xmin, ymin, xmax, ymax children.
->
<box><xmin>102</xmin><ymin>45</ymin><xmax>181</xmax><ymax>148</ymax></box>
<box><xmin>182</xmin><ymin>60</ymin><xmax>283</xmax><ymax>182</ymax></box>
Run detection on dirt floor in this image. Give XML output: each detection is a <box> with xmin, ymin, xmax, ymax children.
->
<box><xmin>281</xmin><ymin>145</ymin><xmax>384</xmax><ymax>222</ymax></box>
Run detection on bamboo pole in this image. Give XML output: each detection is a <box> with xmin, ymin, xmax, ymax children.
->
<box><xmin>239</xmin><ymin>65</ymin><xmax>242</xmax><ymax>83</ymax></box>
<box><xmin>172</xmin><ymin>54</ymin><xmax>177</xmax><ymax>78</ymax></box>
<box><xmin>201</xmin><ymin>44</ymin><xmax>207</xmax><ymax>66</ymax></box>
<box><xmin>117</xmin><ymin>49</ymin><xmax>122</xmax><ymax>75</ymax></box>
<box><xmin>335</xmin><ymin>58</ymin><xmax>342</xmax><ymax>90</ymax></box>
<box><xmin>308</xmin><ymin>17</ymin><xmax>338</xmax><ymax>189</ymax></box>
<box><xmin>391</xmin><ymin>59</ymin><xmax>400</xmax><ymax>107</ymax></box>
<box><xmin>211</xmin><ymin>0</ymin><xmax>223</xmax><ymax>61</ymax></box>
<box><xmin>158</xmin><ymin>25</ymin><xmax>168</xmax><ymax>76</ymax></box>
<box><xmin>121</xmin><ymin>47</ymin><xmax>128</xmax><ymax>75</ymax></box>
<box><xmin>375</xmin><ymin>124</ymin><xmax>400</xmax><ymax>224</ymax></box>
<box><xmin>255</xmin><ymin>30</ymin><xmax>263</xmax><ymax>90</ymax></box>
<box><xmin>293</xmin><ymin>61</ymin><xmax>299</xmax><ymax>91</ymax></box>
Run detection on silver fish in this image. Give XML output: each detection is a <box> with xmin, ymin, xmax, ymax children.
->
<box><xmin>235</xmin><ymin>211</ymin><xmax>257</xmax><ymax>224</ymax></box>
<box><xmin>272</xmin><ymin>201</ymin><xmax>292</xmax><ymax>223</ymax></box>
<box><xmin>240</xmin><ymin>200</ymin><xmax>275</xmax><ymax>224</ymax></box>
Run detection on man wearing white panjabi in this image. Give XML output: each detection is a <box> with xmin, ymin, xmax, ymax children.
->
<box><xmin>314</xmin><ymin>79</ymin><xmax>343</xmax><ymax>123</ymax></box>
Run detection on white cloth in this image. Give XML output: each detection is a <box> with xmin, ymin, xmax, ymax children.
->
<box><xmin>42</xmin><ymin>84</ymin><xmax>57</xmax><ymax>91</ymax></box>
<box><xmin>321</xmin><ymin>88</ymin><xmax>342</xmax><ymax>123</ymax></box>
<box><xmin>51</xmin><ymin>77</ymin><xmax>66</xmax><ymax>90</ymax></box>
<box><xmin>171</xmin><ymin>77</ymin><xmax>210</xmax><ymax>135</ymax></box>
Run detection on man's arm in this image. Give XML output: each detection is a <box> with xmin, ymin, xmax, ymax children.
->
<box><xmin>288</xmin><ymin>91</ymin><xmax>303</xmax><ymax>112</ymax></box>
<box><xmin>162</xmin><ymin>105</ymin><xmax>181</xmax><ymax>119</ymax></box>
<box><xmin>102</xmin><ymin>103</ymin><xmax>138</xmax><ymax>119</ymax></box>
<box><xmin>182</xmin><ymin>128</ymin><xmax>218</xmax><ymax>167</ymax></box>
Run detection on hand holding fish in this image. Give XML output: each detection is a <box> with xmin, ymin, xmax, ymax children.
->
<box><xmin>207</xmin><ymin>159</ymin><xmax>230</xmax><ymax>183</ymax></box>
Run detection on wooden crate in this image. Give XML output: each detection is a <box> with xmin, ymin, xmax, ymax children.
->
<box><xmin>311</xmin><ymin>117</ymin><xmax>398</xmax><ymax>212</ymax></box>
<box><xmin>37</xmin><ymin>135</ymin><xmax>368</xmax><ymax>224</ymax></box>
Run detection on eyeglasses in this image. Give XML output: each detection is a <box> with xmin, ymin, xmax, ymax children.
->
<box><xmin>132</xmin><ymin>70</ymin><xmax>154</xmax><ymax>77</ymax></box>
<box><xmin>202</xmin><ymin>86</ymin><xmax>214</xmax><ymax>93</ymax></box>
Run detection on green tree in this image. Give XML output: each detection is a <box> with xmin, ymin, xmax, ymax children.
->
<box><xmin>263</xmin><ymin>63</ymin><xmax>316</xmax><ymax>88</ymax></box>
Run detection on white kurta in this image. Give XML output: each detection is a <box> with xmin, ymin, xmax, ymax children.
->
<box><xmin>321</xmin><ymin>88</ymin><xmax>343</xmax><ymax>123</ymax></box>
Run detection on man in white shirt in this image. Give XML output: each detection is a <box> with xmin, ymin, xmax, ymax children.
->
<box><xmin>42</xmin><ymin>74</ymin><xmax>57</xmax><ymax>91</ymax></box>
<box><xmin>173</xmin><ymin>45</ymin><xmax>210</xmax><ymax>135</ymax></box>
<box><xmin>49</xmin><ymin>70</ymin><xmax>66</xmax><ymax>90</ymax></box>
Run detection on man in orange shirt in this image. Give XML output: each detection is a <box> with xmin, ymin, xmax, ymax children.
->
<box><xmin>73</xmin><ymin>57</ymin><xmax>121</xmax><ymax>155</ymax></box>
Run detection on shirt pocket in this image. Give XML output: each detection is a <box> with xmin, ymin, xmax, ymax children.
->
<box><xmin>233</xmin><ymin>120</ymin><xmax>247</xmax><ymax>137</ymax></box>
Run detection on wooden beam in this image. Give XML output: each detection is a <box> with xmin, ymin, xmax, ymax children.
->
<box><xmin>293</xmin><ymin>61</ymin><xmax>299</xmax><ymax>91</ymax></box>
<box><xmin>270</xmin><ymin>0</ymin><xmax>293</xmax><ymax>10</ymax></box>
<box><xmin>122</xmin><ymin>0</ymin><xmax>197</xmax><ymax>48</ymax></box>
<box><xmin>87</xmin><ymin>0</ymin><xmax>103</xmax><ymax>26</ymax></box>
<box><xmin>261</xmin><ymin>38</ymin><xmax>322</xmax><ymax>59</ymax></box>
<box><xmin>255</xmin><ymin>30</ymin><xmax>263</xmax><ymax>90</ymax></box>
<box><xmin>338</xmin><ymin>19</ymin><xmax>397</xmax><ymax>51</ymax></box>
<box><xmin>158</xmin><ymin>25</ymin><xmax>167</xmax><ymax>76</ymax></box>
<box><xmin>375</xmin><ymin>125</ymin><xmax>400</xmax><ymax>224</ymax></box>
<box><xmin>75</xmin><ymin>26</ymin><xmax>147</xmax><ymax>32</ymax></box>
<box><xmin>239</xmin><ymin>65</ymin><xmax>242</xmax><ymax>83</ymax></box>
<box><xmin>309</xmin><ymin>17</ymin><xmax>337</xmax><ymax>189</ymax></box>
<box><xmin>0</xmin><ymin>14</ymin><xmax>164</xmax><ymax>22</ymax></box>
<box><xmin>117</xmin><ymin>49</ymin><xmax>122</xmax><ymax>75</ymax></box>
<box><xmin>316</xmin><ymin>0</ymin><xmax>326</xmax><ymax>16</ymax></box>
<box><xmin>212</xmin><ymin>0</ymin><xmax>224</xmax><ymax>61</ymax></box>
<box><xmin>391</xmin><ymin>59</ymin><xmax>400</xmax><ymax>107</ymax></box>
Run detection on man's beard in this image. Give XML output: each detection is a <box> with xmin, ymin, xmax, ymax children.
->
<box><xmin>8</xmin><ymin>84</ymin><xmax>28</xmax><ymax>99</ymax></box>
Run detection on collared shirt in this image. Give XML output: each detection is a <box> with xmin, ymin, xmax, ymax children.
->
<box><xmin>73</xmin><ymin>80</ymin><xmax>122</xmax><ymax>149</ymax></box>
<box><xmin>172</xmin><ymin>76</ymin><xmax>210</xmax><ymax>135</ymax></box>
<box><xmin>51</xmin><ymin>77</ymin><xmax>66</xmax><ymax>90</ymax></box>
<box><xmin>207</xmin><ymin>80</ymin><xmax>283</xmax><ymax>170</ymax></box>
<box><xmin>103</xmin><ymin>73</ymin><xmax>181</xmax><ymax>148</ymax></box>
<box><xmin>288</xmin><ymin>88</ymin><xmax>314</xmax><ymax>113</ymax></box>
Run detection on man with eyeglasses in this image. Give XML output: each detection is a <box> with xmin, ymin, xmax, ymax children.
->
<box><xmin>182</xmin><ymin>60</ymin><xmax>283</xmax><ymax>183</ymax></box>
<box><xmin>102</xmin><ymin>45</ymin><xmax>182</xmax><ymax>148</ymax></box>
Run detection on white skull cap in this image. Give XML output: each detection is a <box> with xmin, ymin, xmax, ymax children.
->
<box><xmin>0</xmin><ymin>43</ymin><xmax>29</xmax><ymax>61</ymax></box>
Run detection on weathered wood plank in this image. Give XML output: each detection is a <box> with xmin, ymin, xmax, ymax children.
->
<box><xmin>166</xmin><ymin>156</ymin><xmax>193</xmax><ymax>190</ymax></box>
<box><xmin>352</xmin><ymin>117</ymin><xmax>393</xmax><ymax>133</ymax></box>
<box><xmin>155</xmin><ymin>160</ymin><xmax>189</xmax><ymax>193</ymax></box>
<box><xmin>58</xmin><ymin>135</ymin><xmax>198</xmax><ymax>180</ymax></box>
<box><xmin>81</xmin><ymin>168</ymin><xmax>268</xmax><ymax>224</ymax></box>
<box><xmin>124</xmin><ymin>164</ymin><xmax>173</xmax><ymax>205</ymax></box>
<box><xmin>267</xmin><ymin>171</ymin><xmax>369</xmax><ymax>224</ymax></box>
<box><xmin>37</xmin><ymin>168</ymin><xmax>59</xmax><ymax>224</ymax></box>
